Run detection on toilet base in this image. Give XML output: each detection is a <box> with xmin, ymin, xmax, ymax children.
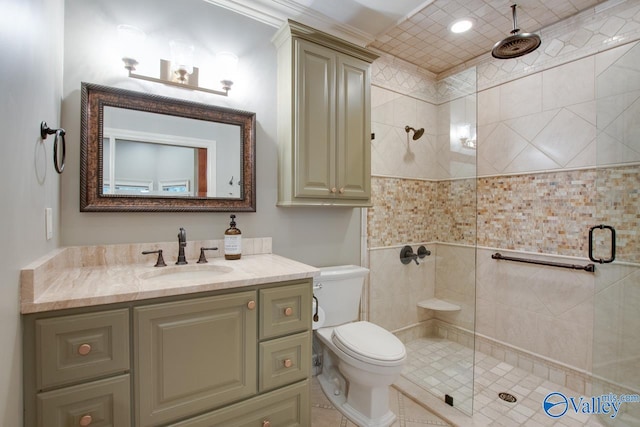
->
<box><xmin>317</xmin><ymin>371</ymin><xmax>397</xmax><ymax>427</ymax></box>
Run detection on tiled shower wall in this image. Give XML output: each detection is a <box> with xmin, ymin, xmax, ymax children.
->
<box><xmin>367</xmin><ymin>0</ymin><xmax>640</xmax><ymax>390</ymax></box>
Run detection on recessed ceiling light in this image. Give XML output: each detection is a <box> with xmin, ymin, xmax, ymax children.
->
<box><xmin>450</xmin><ymin>19</ymin><xmax>473</xmax><ymax>34</ymax></box>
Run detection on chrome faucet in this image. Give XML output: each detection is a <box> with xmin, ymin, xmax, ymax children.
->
<box><xmin>176</xmin><ymin>227</ymin><xmax>188</xmax><ymax>265</ymax></box>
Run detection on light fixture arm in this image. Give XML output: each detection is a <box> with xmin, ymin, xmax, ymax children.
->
<box><xmin>123</xmin><ymin>58</ymin><xmax>230</xmax><ymax>97</ymax></box>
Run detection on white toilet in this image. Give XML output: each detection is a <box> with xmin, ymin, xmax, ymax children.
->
<box><xmin>313</xmin><ymin>265</ymin><xmax>406</xmax><ymax>427</ymax></box>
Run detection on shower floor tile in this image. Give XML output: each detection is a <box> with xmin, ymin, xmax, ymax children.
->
<box><xmin>399</xmin><ymin>337</ymin><xmax>609</xmax><ymax>426</ymax></box>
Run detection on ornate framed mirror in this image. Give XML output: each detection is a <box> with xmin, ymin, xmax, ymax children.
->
<box><xmin>80</xmin><ymin>82</ymin><xmax>256</xmax><ymax>212</ymax></box>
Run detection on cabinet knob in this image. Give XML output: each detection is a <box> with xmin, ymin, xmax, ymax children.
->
<box><xmin>339</xmin><ymin>187</ymin><xmax>345</xmax><ymax>194</ymax></box>
<box><xmin>77</xmin><ymin>344</ymin><xmax>92</xmax><ymax>356</ymax></box>
<box><xmin>79</xmin><ymin>414</ymin><xmax>93</xmax><ymax>426</ymax></box>
<box><xmin>247</xmin><ymin>300</ymin><xmax>256</xmax><ymax>310</ymax></box>
<box><xmin>283</xmin><ymin>358</ymin><xmax>293</xmax><ymax>368</ymax></box>
<box><xmin>262</xmin><ymin>421</ymin><xmax>271</xmax><ymax>427</ymax></box>
<box><xmin>330</xmin><ymin>187</ymin><xmax>337</xmax><ymax>193</ymax></box>
<box><xmin>284</xmin><ymin>307</ymin><xmax>293</xmax><ymax>316</ymax></box>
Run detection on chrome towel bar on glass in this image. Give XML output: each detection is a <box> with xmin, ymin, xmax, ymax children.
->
<box><xmin>40</xmin><ymin>121</ymin><xmax>66</xmax><ymax>174</ymax></box>
<box><xmin>491</xmin><ymin>252</ymin><xmax>595</xmax><ymax>273</ymax></box>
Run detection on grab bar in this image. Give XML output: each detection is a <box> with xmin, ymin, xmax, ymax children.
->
<box><xmin>491</xmin><ymin>253</ymin><xmax>595</xmax><ymax>273</ymax></box>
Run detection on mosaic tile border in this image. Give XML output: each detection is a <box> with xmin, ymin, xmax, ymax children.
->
<box><xmin>371</xmin><ymin>166</ymin><xmax>640</xmax><ymax>261</ymax></box>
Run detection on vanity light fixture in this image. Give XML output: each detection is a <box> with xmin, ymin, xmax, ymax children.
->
<box><xmin>117</xmin><ymin>25</ymin><xmax>238</xmax><ymax>97</ymax></box>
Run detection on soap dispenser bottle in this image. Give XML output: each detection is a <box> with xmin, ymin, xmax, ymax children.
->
<box><xmin>224</xmin><ymin>214</ymin><xmax>242</xmax><ymax>260</ymax></box>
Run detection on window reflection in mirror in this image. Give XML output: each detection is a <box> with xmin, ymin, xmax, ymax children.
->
<box><xmin>103</xmin><ymin>107</ymin><xmax>241</xmax><ymax>199</ymax></box>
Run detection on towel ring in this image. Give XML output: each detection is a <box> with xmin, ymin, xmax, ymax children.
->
<box><xmin>40</xmin><ymin>121</ymin><xmax>66</xmax><ymax>174</ymax></box>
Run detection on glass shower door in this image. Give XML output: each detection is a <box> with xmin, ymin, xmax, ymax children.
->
<box><xmin>592</xmin><ymin>41</ymin><xmax>640</xmax><ymax>426</ymax></box>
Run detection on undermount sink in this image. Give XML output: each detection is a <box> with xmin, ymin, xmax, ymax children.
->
<box><xmin>140</xmin><ymin>264</ymin><xmax>233</xmax><ymax>283</ymax></box>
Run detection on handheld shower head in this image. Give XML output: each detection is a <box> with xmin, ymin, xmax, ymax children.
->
<box><xmin>405</xmin><ymin>126</ymin><xmax>424</xmax><ymax>140</ymax></box>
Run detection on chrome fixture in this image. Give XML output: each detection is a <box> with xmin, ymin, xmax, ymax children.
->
<box><xmin>118</xmin><ymin>25</ymin><xmax>238</xmax><ymax>97</ymax></box>
<box><xmin>491</xmin><ymin>4</ymin><xmax>541</xmax><ymax>59</ymax></box>
<box><xmin>176</xmin><ymin>227</ymin><xmax>188</xmax><ymax>265</ymax></box>
<box><xmin>405</xmin><ymin>126</ymin><xmax>425</xmax><ymax>140</ymax></box>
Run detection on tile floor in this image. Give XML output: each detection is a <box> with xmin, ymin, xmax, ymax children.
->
<box><xmin>398</xmin><ymin>337</ymin><xmax>612</xmax><ymax>427</ymax></box>
<box><xmin>311</xmin><ymin>336</ymin><xmax>640</xmax><ymax>426</ymax></box>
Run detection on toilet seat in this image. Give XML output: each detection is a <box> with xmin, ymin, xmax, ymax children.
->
<box><xmin>332</xmin><ymin>321</ymin><xmax>406</xmax><ymax>367</ymax></box>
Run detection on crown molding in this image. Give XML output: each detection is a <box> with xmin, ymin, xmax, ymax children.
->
<box><xmin>202</xmin><ymin>0</ymin><xmax>375</xmax><ymax>46</ymax></box>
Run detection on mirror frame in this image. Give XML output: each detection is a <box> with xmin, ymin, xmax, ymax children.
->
<box><xmin>80</xmin><ymin>82</ymin><xmax>256</xmax><ymax>212</ymax></box>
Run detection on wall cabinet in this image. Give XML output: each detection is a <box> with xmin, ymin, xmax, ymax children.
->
<box><xmin>23</xmin><ymin>280</ymin><xmax>312</xmax><ymax>427</ymax></box>
<box><xmin>273</xmin><ymin>20</ymin><xmax>378</xmax><ymax>207</ymax></box>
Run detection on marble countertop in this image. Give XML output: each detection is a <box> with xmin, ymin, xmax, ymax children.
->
<box><xmin>21</xmin><ymin>238</ymin><xmax>319</xmax><ymax>314</ymax></box>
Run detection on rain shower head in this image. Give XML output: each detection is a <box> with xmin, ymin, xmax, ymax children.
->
<box><xmin>491</xmin><ymin>4</ymin><xmax>541</xmax><ymax>59</ymax></box>
<box><xmin>405</xmin><ymin>126</ymin><xmax>424</xmax><ymax>140</ymax></box>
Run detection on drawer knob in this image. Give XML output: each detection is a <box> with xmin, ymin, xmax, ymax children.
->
<box><xmin>77</xmin><ymin>344</ymin><xmax>92</xmax><ymax>356</ymax></box>
<box><xmin>79</xmin><ymin>414</ymin><xmax>93</xmax><ymax>426</ymax></box>
<box><xmin>262</xmin><ymin>421</ymin><xmax>271</xmax><ymax>427</ymax></box>
<box><xmin>330</xmin><ymin>187</ymin><xmax>337</xmax><ymax>193</ymax></box>
<box><xmin>339</xmin><ymin>187</ymin><xmax>345</xmax><ymax>194</ymax></box>
<box><xmin>283</xmin><ymin>358</ymin><xmax>293</xmax><ymax>368</ymax></box>
<box><xmin>284</xmin><ymin>307</ymin><xmax>293</xmax><ymax>316</ymax></box>
<box><xmin>247</xmin><ymin>300</ymin><xmax>256</xmax><ymax>310</ymax></box>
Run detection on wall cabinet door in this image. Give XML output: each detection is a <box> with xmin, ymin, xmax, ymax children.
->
<box><xmin>294</xmin><ymin>40</ymin><xmax>336</xmax><ymax>198</ymax></box>
<box><xmin>274</xmin><ymin>20</ymin><xmax>377</xmax><ymax>207</ymax></box>
<box><xmin>336</xmin><ymin>54</ymin><xmax>371</xmax><ymax>200</ymax></box>
<box><xmin>134</xmin><ymin>291</ymin><xmax>258</xmax><ymax>426</ymax></box>
<box><xmin>293</xmin><ymin>39</ymin><xmax>372</xmax><ymax>203</ymax></box>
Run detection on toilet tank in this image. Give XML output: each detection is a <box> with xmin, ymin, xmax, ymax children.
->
<box><xmin>314</xmin><ymin>265</ymin><xmax>369</xmax><ymax>327</ymax></box>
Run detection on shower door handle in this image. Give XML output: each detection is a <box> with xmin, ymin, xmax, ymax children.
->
<box><xmin>588</xmin><ymin>224</ymin><xmax>616</xmax><ymax>264</ymax></box>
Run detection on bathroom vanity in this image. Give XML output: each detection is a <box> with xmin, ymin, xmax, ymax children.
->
<box><xmin>21</xmin><ymin>239</ymin><xmax>317</xmax><ymax>427</ymax></box>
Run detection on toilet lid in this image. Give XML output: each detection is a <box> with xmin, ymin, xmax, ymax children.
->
<box><xmin>332</xmin><ymin>321</ymin><xmax>406</xmax><ymax>367</ymax></box>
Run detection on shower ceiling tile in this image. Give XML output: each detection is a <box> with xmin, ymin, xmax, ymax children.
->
<box><xmin>206</xmin><ymin>0</ymin><xmax>609</xmax><ymax>75</ymax></box>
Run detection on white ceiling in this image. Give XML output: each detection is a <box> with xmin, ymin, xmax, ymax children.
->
<box><xmin>205</xmin><ymin>0</ymin><xmax>612</xmax><ymax>75</ymax></box>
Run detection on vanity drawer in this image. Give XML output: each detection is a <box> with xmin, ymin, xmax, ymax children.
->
<box><xmin>169</xmin><ymin>380</ymin><xmax>310</xmax><ymax>427</ymax></box>
<box><xmin>259</xmin><ymin>282</ymin><xmax>311</xmax><ymax>339</ymax></box>
<box><xmin>35</xmin><ymin>309</ymin><xmax>130</xmax><ymax>390</ymax></box>
<box><xmin>260</xmin><ymin>332</ymin><xmax>311</xmax><ymax>392</ymax></box>
<box><xmin>37</xmin><ymin>374</ymin><xmax>131</xmax><ymax>427</ymax></box>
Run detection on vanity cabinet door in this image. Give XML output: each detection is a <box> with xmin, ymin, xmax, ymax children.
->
<box><xmin>259</xmin><ymin>332</ymin><xmax>311</xmax><ymax>392</ymax></box>
<box><xmin>134</xmin><ymin>291</ymin><xmax>258</xmax><ymax>427</ymax></box>
<box><xmin>168</xmin><ymin>380</ymin><xmax>310</xmax><ymax>427</ymax></box>
<box><xmin>35</xmin><ymin>309</ymin><xmax>130</xmax><ymax>389</ymax></box>
<box><xmin>37</xmin><ymin>374</ymin><xmax>130</xmax><ymax>427</ymax></box>
<box><xmin>259</xmin><ymin>282</ymin><xmax>311</xmax><ymax>339</ymax></box>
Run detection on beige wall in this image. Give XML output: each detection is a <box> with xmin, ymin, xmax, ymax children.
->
<box><xmin>60</xmin><ymin>0</ymin><xmax>362</xmax><ymax>268</ymax></box>
<box><xmin>0</xmin><ymin>0</ymin><xmax>64</xmax><ymax>424</ymax></box>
